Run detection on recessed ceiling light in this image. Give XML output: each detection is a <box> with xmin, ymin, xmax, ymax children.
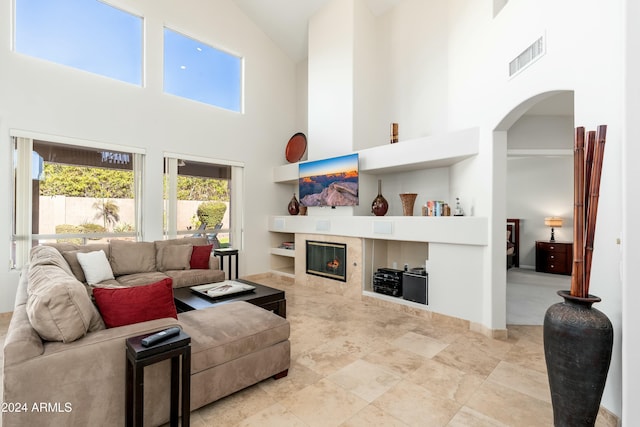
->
<box><xmin>180</xmin><ymin>65</ymin><xmax>186</xmax><ymax>70</ymax></box>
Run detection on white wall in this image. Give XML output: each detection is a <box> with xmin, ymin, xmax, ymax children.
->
<box><xmin>623</xmin><ymin>1</ymin><xmax>640</xmax><ymax>424</ymax></box>
<box><xmin>377</xmin><ymin>0</ymin><xmax>450</xmax><ymax>139</ymax></box>
<box><xmin>295</xmin><ymin>60</ymin><xmax>309</xmax><ymax>147</ymax></box>
<box><xmin>353</xmin><ymin>0</ymin><xmax>381</xmax><ymax>152</ymax></box>
<box><xmin>307</xmin><ymin>0</ymin><xmax>355</xmax><ymax>159</ymax></box>
<box><xmin>0</xmin><ymin>0</ymin><xmax>297</xmax><ymax>311</ymax></box>
<box><xmin>507</xmin><ymin>115</ymin><xmax>574</xmax><ymax>150</ymax></box>
<box><xmin>506</xmin><ymin>156</ymin><xmax>573</xmax><ymax>267</ymax></box>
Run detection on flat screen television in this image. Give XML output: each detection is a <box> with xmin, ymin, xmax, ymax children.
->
<box><xmin>299</xmin><ymin>153</ymin><xmax>359</xmax><ymax>207</ymax></box>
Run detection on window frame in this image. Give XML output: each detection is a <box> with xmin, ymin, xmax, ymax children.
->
<box><xmin>163</xmin><ymin>152</ymin><xmax>244</xmax><ymax>250</ymax></box>
<box><xmin>162</xmin><ymin>26</ymin><xmax>244</xmax><ymax>113</ymax></box>
<box><xmin>13</xmin><ymin>0</ymin><xmax>144</xmax><ymax>86</ymax></box>
<box><xmin>10</xmin><ymin>130</ymin><xmax>145</xmax><ymax>269</ymax></box>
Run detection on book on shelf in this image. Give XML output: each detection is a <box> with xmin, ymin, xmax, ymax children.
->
<box><xmin>279</xmin><ymin>241</ymin><xmax>295</xmax><ymax>250</ymax></box>
<box><xmin>422</xmin><ymin>200</ymin><xmax>450</xmax><ymax>216</ymax></box>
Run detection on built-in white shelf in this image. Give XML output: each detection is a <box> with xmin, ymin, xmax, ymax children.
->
<box><xmin>273</xmin><ymin>127</ymin><xmax>479</xmax><ymax>184</ymax></box>
<box><xmin>269</xmin><ymin>215</ymin><xmax>488</xmax><ymax>246</ymax></box>
<box><xmin>270</xmin><ymin>247</ymin><xmax>295</xmax><ymax>257</ymax></box>
<box><xmin>269</xmin><ymin>231</ymin><xmax>295</xmax><ymax>277</ymax></box>
<box><xmin>272</xmin><ymin>163</ymin><xmax>298</xmax><ymax>183</ymax></box>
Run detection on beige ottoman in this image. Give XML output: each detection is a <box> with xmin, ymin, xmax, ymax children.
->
<box><xmin>178</xmin><ymin>301</ymin><xmax>290</xmax><ymax>410</ymax></box>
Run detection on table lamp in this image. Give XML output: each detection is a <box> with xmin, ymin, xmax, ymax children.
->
<box><xmin>544</xmin><ymin>216</ymin><xmax>563</xmax><ymax>242</ymax></box>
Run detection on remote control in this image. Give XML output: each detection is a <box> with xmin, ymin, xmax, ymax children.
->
<box><xmin>141</xmin><ymin>327</ymin><xmax>181</xmax><ymax>347</ymax></box>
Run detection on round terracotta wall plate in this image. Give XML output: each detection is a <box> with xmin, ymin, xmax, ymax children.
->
<box><xmin>285</xmin><ymin>132</ymin><xmax>307</xmax><ymax>163</ymax></box>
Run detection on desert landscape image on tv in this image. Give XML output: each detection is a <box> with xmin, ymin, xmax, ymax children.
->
<box><xmin>299</xmin><ymin>153</ymin><xmax>359</xmax><ymax>207</ymax></box>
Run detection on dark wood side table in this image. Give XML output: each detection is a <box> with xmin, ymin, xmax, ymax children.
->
<box><xmin>214</xmin><ymin>248</ymin><xmax>239</xmax><ymax>279</ymax></box>
<box><xmin>535</xmin><ymin>241</ymin><xmax>573</xmax><ymax>275</ymax></box>
<box><xmin>126</xmin><ymin>330</ymin><xmax>191</xmax><ymax>427</ymax></box>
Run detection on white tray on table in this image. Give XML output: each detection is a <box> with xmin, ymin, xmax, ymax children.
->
<box><xmin>190</xmin><ymin>281</ymin><xmax>256</xmax><ymax>301</ymax></box>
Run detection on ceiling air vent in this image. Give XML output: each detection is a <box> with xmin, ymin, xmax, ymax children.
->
<box><xmin>509</xmin><ymin>36</ymin><xmax>545</xmax><ymax>77</ymax></box>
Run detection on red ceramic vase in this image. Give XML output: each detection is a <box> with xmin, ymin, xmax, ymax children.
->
<box><xmin>288</xmin><ymin>193</ymin><xmax>300</xmax><ymax>215</ymax></box>
<box><xmin>371</xmin><ymin>180</ymin><xmax>388</xmax><ymax>216</ymax></box>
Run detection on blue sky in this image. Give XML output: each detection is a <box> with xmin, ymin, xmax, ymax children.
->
<box><xmin>15</xmin><ymin>0</ymin><xmax>143</xmax><ymax>84</ymax></box>
<box><xmin>15</xmin><ymin>0</ymin><xmax>242</xmax><ymax>111</ymax></box>
<box><xmin>163</xmin><ymin>28</ymin><xmax>241</xmax><ymax>112</ymax></box>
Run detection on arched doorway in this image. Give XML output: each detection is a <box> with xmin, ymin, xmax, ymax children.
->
<box><xmin>494</xmin><ymin>90</ymin><xmax>575</xmax><ymax>326</ymax></box>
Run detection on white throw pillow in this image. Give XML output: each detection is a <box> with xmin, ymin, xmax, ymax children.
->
<box><xmin>76</xmin><ymin>250</ymin><xmax>115</xmax><ymax>285</ymax></box>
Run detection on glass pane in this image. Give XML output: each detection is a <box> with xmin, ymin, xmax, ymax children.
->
<box><xmin>15</xmin><ymin>0</ymin><xmax>143</xmax><ymax>85</ymax></box>
<box><xmin>163</xmin><ymin>28</ymin><xmax>242</xmax><ymax>112</ymax></box>
<box><xmin>33</xmin><ymin>141</ymin><xmax>137</xmax><ymax>243</ymax></box>
<box><xmin>305</xmin><ymin>241</ymin><xmax>347</xmax><ymax>281</ymax></box>
<box><xmin>164</xmin><ymin>158</ymin><xmax>232</xmax><ymax>247</ymax></box>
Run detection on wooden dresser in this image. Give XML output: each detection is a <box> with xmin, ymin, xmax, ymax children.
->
<box><xmin>535</xmin><ymin>241</ymin><xmax>573</xmax><ymax>275</ymax></box>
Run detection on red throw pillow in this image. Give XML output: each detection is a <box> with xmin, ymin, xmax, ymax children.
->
<box><xmin>93</xmin><ymin>278</ymin><xmax>177</xmax><ymax>328</ymax></box>
<box><xmin>190</xmin><ymin>244</ymin><xmax>213</xmax><ymax>269</ymax></box>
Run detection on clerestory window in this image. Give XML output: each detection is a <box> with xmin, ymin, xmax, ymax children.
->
<box><xmin>163</xmin><ymin>28</ymin><xmax>243</xmax><ymax>112</ymax></box>
<box><xmin>14</xmin><ymin>0</ymin><xmax>143</xmax><ymax>85</ymax></box>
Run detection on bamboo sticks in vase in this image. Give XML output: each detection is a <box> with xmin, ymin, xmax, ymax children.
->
<box><xmin>571</xmin><ymin>125</ymin><xmax>607</xmax><ymax>298</ymax></box>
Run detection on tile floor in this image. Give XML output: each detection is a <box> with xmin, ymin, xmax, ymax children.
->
<box><xmin>0</xmin><ymin>275</ymin><xmax>618</xmax><ymax>427</ymax></box>
<box><xmin>176</xmin><ymin>275</ymin><xmax>617</xmax><ymax>427</ymax></box>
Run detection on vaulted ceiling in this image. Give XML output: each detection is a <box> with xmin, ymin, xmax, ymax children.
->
<box><xmin>231</xmin><ymin>0</ymin><xmax>403</xmax><ymax>62</ymax></box>
<box><xmin>230</xmin><ymin>1</ymin><xmax>573</xmax><ymax>119</ymax></box>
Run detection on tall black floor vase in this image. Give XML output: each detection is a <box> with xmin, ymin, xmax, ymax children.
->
<box><xmin>543</xmin><ymin>290</ymin><xmax>613</xmax><ymax>427</ymax></box>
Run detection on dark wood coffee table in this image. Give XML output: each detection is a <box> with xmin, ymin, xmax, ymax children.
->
<box><xmin>173</xmin><ymin>279</ymin><xmax>286</xmax><ymax>318</ymax></box>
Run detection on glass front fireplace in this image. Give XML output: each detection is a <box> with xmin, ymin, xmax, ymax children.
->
<box><xmin>306</xmin><ymin>240</ymin><xmax>347</xmax><ymax>282</ymax></box>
